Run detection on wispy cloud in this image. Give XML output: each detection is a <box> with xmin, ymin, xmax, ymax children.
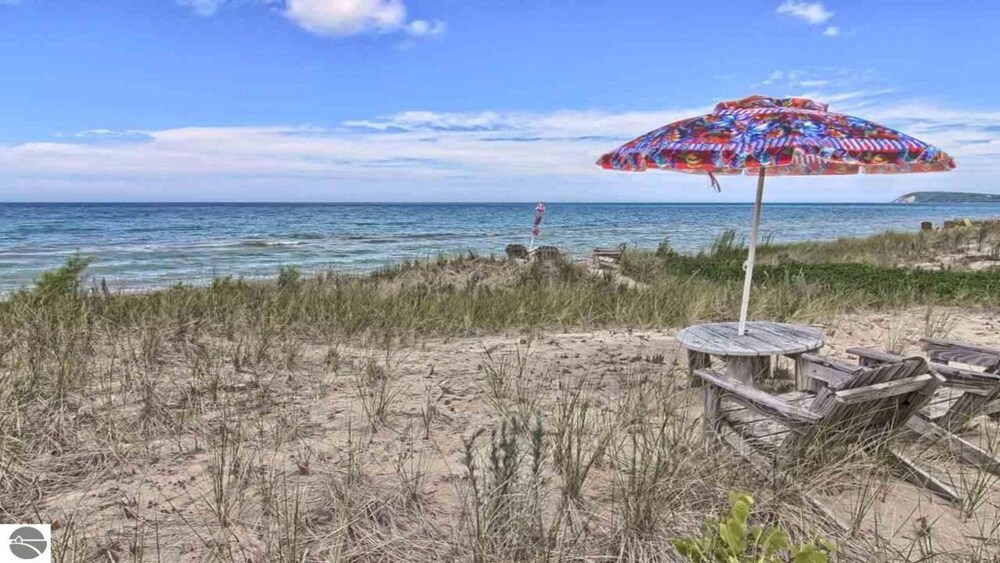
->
<box><xmin>777</xmin><ymin>1</ymin><xmax>843</xmax><ymax>38</ymax></box>
<box><xmin>176</xmin><ymin>0</ymin><xmax>229</xmax><ymax>17</ymax></box>
<box><xmin>177</xmin><ymin>0</ymin><xmax>446</xmax><ymax>39</ymax></box>
<box><xmin>776</xmin><ymin>1</ymin><xmax>833</xmax><ymax>24</ymax></box>
<box><xmin>1</xmin><ymin>99</ymin><xmax>994</xmax><ymax>199</ymax></box>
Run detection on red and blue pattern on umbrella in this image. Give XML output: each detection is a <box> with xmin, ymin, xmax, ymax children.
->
<box><xmin>597</xmin><ymin>95</ymin><xmax>955</xmax><ymax>176</ymax></box>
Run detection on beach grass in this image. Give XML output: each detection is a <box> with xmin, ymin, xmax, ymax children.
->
<box><xmin>1</xmin><ymin>227</ymin><xmax>999</xmax><ymax>561</ymax></box>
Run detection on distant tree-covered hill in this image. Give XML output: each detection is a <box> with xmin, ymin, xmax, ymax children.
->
<box><xmin>894</xmin><ymin>191</ymin><xmax>1000</xmax><ymax>203</ymax></box>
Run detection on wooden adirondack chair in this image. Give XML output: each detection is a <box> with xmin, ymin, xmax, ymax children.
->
<box><xmin>920</xmin><ymin>337</ymin><xmax>1000</xmax><ymax>373</ymax></box>
<box><xmin>699</xmin><ymin>354</ymin><xmax>941</xmax><ymax>463</ymax></box>
<box><xmin>590</xmin><ymin>243</ymin><xmax>627</xmax><ymax>270</ymax></box>
<box><xmin>848</xmin><ymin>347</ymin><xmax>1000</xmax><ymax>481</ymax></box>
<box><xmin>920</xmin><ymin>337</ymin><xmax>1000</xmax><ymax>419</ymax></box>
<box><xmin>699</xmin><ymin>354</ymin><xmax>950</xmax><ymax>507</ymax></box>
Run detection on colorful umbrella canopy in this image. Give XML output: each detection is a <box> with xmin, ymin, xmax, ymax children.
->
<box><xmin>597</xmin><ymin>95</ymin><xmax>955</xmax><ymax>178</ymax></box>
<box><xmin>597</xmin><ymin>95</ymin><xmax>955</xmax><ymax>335</ymax></box>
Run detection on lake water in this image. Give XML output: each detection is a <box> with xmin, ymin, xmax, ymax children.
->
<box><xmin>2</xmin><ymin>202</ymin><xmax>999</xmax><ymax>292</ymax></box>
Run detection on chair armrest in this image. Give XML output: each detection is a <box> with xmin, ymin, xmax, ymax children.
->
<box><xmin>931</xmin><ymin>363</ymin><xmax>1000</xmax><ymax>395</ymax></box>
<box><xmin>847</xmin><ymin>347</ymin><xmax>906</xmax><ymax>365</ymax></box>
<box><xmin>801</xmin><ymin>353</ymin><xmax>857</xmax><ymax>373</ymax></box>
<box><xmin>695</xmin><ymin>369</ymin><xmax>822</xmax><ymax>425</ymax></box>
<box><xmin>920</xmin><ymin>337</ymin><xmax>1000</xmax><ymax>357</ymax></box>
<box><xmin>798</xmin><ymin>353</ymin><xmax>858</xmax><ymax>389</ymax></box>
<box><xmin>920</xmin><ymin>338</ymin><xmax>1000</xmax><ymax>371</ymax></box>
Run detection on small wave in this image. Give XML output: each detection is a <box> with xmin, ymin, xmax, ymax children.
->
<box><xmin>399</xmin><ymin>232</ymin><xmax>460</xmax><ymax>241</ymax></box>
<box><xmin>342</xmin><ymin>232</ymin><xmax>458</xmax><ymax>242</ymax></box>
<box><xmin>289</xmin><ymin>233</ymin><xmax>326</xmax><ymax>240</ymax></box>
<box><xmin>235</xmin><ymin>240</ymin><xmax>308</xmax><ymax>248</ymax></box>
<box><xmin>358</xmin><ymin>238</ymin><xmax>401</xmax><ymax>244</ymax></box>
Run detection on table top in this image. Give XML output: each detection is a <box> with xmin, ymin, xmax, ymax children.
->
<box><xmin>676</xmin><ymin>321</ymin><xmax>825</xmax><ymax>357</ymax></box>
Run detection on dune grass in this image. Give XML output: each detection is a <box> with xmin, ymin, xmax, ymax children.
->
<box><xmin>1</xmin><ymin>228</ymin><xmax>999</xmax><ymax>561</ymax></box>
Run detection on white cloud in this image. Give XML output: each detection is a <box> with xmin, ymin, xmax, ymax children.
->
<box><xmin>823</xmin><ymin>25</ymin><xmax>840</xmax><ymax>37</ymax></box>
<box><xmin>283</xmin><ymin>0</ymin><xmax>444</xmax><ymax>37</ymax></box>
<box><xmin>777</xmin><ymin>1</ymin><xmax>833</xmax><ymax>24</ymax></box>
<box><xmin>177</xmin><ymin>0</ymin><xmax>229</xmax><ymax>16</ymax></box>
<box><xmin>406</xmin><ymin>18</ymin><xmax>446</xmax><ymax>37</ymax></box>
<box><xmin>176</xmin><ymin>0</ymin><xmax>445</xmax><ymax>38</ymax></box>
<box><xmin>285</xmin><ymin>0</ymin><xmax>404</xmax><ymax>35</ymax></box>
<box><xmin>1</xmin><ymin>97</ymin><xmax>996</xmax><ymax>202</ymax></box>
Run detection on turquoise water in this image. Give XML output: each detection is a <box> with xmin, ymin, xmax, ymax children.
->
<box><xmin>2</xmin><ymin>202</ymin><xmax>999</xmax><ymax>292</ymax></box>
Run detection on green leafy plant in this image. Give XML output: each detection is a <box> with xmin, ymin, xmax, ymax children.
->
<box><xmin>276</xmin><ymin>266</ymin><xmax>301</xmax><ymax>290</ymax></box>
<box><xmin>673</xmin><ymin>492</ymin><xmax>836</xmax><ymax>563</ymax></box>
<box><xmin>32</xmin><ymin>255</ymin><xmax>93</xmax><ymax>300</ymax></box>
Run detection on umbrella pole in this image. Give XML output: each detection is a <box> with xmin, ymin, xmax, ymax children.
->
<box><xmin>738</xmin><ymin>167</ymin><xmax>766</xmax><ymax>336</ymax></box>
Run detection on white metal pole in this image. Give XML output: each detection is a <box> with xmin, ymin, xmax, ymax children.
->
<box><xmin>737</xmin><ymin>167</ymin><xmax>766</xmax><ymax>336</ymax></box>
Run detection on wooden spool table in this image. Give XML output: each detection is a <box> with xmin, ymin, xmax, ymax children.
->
<box><xmin>676</xmin><ymin>321</ymin><xmax>825</xmax><ymax>386</ymax></box>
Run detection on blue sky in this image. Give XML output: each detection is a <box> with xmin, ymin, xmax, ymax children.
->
<box><xmin>1</xmin><ymin>0</ymin><xmax>998</xmax><ymax>202</ymax></box>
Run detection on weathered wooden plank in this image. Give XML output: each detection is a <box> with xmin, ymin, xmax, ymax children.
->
<box><xmin>849</xmin><ymin>347</ymin><xmax>1000</xmax><ymax>394</ymax></box>
<box><xmin>920</xmin><ymin>337</ymin><xmax>1000</xmax><ymax>357</ymax></box>
<box><xmin>803</xmin><ymin>362</ymin><xmax>854</xmax><ymax>390</ymax></box>
<box><xmin>730</xmin><ymin>322</ymin><xmax>825</xmax><ymax>351</ymax></box>
<box><xmin>748</xmin><ymin>322</ymin><xmax>826</xmax><ymax>348</ymax></box>
<box><xmin>695</xmin><ymin>369</ymin><xmax>821</xmax><ymax>424</ymax></box>
<box><xmin>924</xmin><ymin>387</ymin><xmax>965</xmax><ymax>421</ymax></box>
<box><xmin>801</xmin><ymin>353</ymin><xmax>858</xmax><ymax>373</ymax></box>
<box><xmin>888</xmin><ymin>447</ymin><xmax>963</xmax><ymax>506</ymax></box>
<box><xmin>678</xmin><ymin>322</ymin><xmax>825</xmax><ymax>357</ymax></box>
<box><xmin>834</xmin><ymin>375</ymin><xmax>935</xmax><ymax>405</ymax></box>
<box><xmin>699</xmin><ymin>325</ymin><xmax>775</xmax><ymax>355</ymax></box>
<box><xmin>906</xmin><ymin>416</ymin><xmax>1000</xmax><ymax>475</ymax></box>
<box><xmin>714</xmin><ymin>423</ymin><xmax>850</xmax><ymax>533</ymax></box>
<box><xmin>847</xmin><ymin>347</ymin><xmax>904</xmax><ymax>366</ymax></box>
<box><xmin>726</xmin><ymin>355</ymin><xmax>771</xmax><ymax>384</ymax></box>
<box><xmin>687</xmin><ymin>349</ymin><xmax>712</xmax><ymax>386</ymax></box>
<box><xmin>704</xmin><ymin>383</ymin><xmax>722</xmax><ymax>436</ymax></box>
<box><xmin>920</xmin><ymin>338</ymin><xmax>1000</xmax><ymax>372</ymax></box>
<box><xmin>789</xmin><ymin>353</ymin><xmax>808</xmax><ymax>391</ymax></box>
<box><xmin>938</xmin><ymin>393</ymin><xmax>992</xmax><ymax>432</ymax></box>
<box><xmin>677</xmin><ymin>326</ymin><xmax>758</xmax><ymax>356</ymax></box>
<box><xmin>986</xmin><ymin>398</ymin><xmax>1000</xmax><ymax>417</ymax></box>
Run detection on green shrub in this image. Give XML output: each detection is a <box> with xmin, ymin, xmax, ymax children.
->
<box><xmin>705</xmin><ymin>230</ymin><xmax>746</xmax><ymax>261</ymax></box>
<box><xmin>673</xmin><ymin>492</ymin><xmax>835</xmax><ymax>563</ymax></box>
<box><xmin>32</xmin><ymin>255</ymin><xmax>93</xmax><ymax>300</ymax></box>
<box><xmin>277</xmin><ymin>266</ymin><xmax>302</xmax><ymax>290</ymax></box>
<box><xmin>656</xmin><ymin>238</ymin><xmax>677</xmax><ymax>258</ymax></box>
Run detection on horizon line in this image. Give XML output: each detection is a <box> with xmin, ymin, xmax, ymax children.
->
<box><xmin>0</xmin><ymin>200</ymin><xmax>986</xmax><ymax>205</ymax></box>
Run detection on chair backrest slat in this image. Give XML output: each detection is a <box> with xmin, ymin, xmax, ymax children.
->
<box><xmin>784</xmin><ymin>357</ymin><xmax>939</xmax><ymax>455</ymax></box>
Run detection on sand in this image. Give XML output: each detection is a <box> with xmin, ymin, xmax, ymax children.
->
<box><xmin>21</xmin><ymin>303</ymin><xmax>1000</xmax><ymax>561</ymax></box>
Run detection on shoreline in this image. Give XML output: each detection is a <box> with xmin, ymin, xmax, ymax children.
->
<box><xmin>8</xmin><ymin>220</ymin><xmax>999</xmax><ymax>299</ymax></box>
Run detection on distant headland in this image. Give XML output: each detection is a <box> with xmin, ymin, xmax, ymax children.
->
<box><xmin>894</xmin><ymin>191</ymin><xmax>1000</xmax><ymax>203</ymax></box>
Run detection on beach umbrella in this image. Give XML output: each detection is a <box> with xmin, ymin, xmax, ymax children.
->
<box><xmin>597</xmin><ymin>95</ymin><xmax>955</xmax><ymax>335</ymax></box>
<box><xmin>529</xmin><ymin>201</ymin><xmax>546</xmax><ymax>251</ymax></box>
